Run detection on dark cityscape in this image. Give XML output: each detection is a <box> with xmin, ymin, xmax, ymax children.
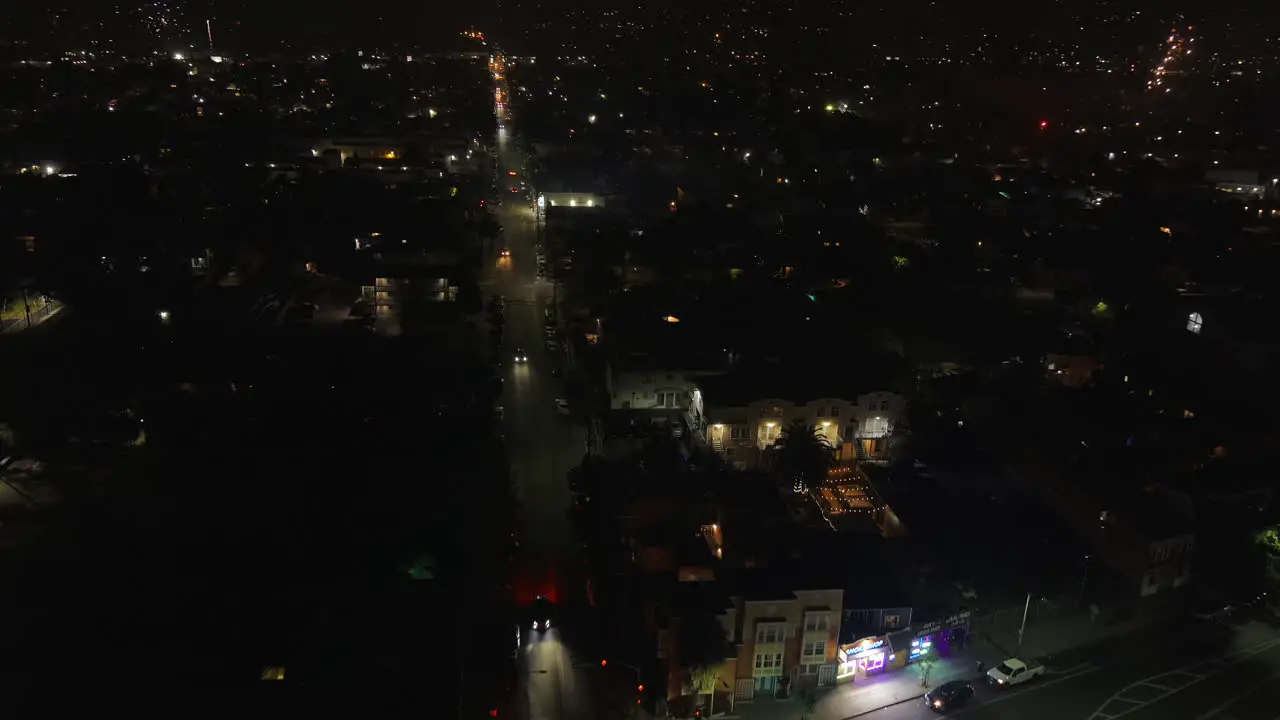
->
<box><xmin>1</xmin><ymin>0</ymin><xmax>1279</xmax><ymax>715</ymax></box>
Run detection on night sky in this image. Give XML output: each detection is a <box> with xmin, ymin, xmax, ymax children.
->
<box><xmin>2</xmin><ymin>0</ymin><xmax>495</xmax><ymax>51</ymax></box>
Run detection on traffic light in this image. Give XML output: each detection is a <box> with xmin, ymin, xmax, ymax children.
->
<box><xmin>637</xmin><ymin>684</ymin><xmax>644</xmax><ymax>693</ymax></box>
<box><xmin>694</xmin><ymin>710</ymin><xmax>702</xmax><ymax>719</ymax></box>
<box><xmin>600</xmin><ymin>659</ymin><xmax>608</xmax><ymax>667</ymax></box>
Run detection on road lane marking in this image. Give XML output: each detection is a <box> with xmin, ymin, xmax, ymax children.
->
<box><xmin>1193</xmin><ymin>672</ymin><xmax>1280</xmax><ymax>720</ymax></box>
<box><xmin>1086</xmin><ymin>639</ymin><xmax>1280</xmax><ymax>720</ymax></box>
<box><xmin>945</xmin><ymin>665</ymin><xmax>1100</xmax><ymax>716</ymax></box>
<box><xmin>1134</xmin><ymin>679</ymin><xmax>1180</xmax><ymax>691</ymax></box>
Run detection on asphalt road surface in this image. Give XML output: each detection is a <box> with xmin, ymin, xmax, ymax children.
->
<box><xmin>489</xmin><ymin>52</ymin><xmax>595</xmax><ymax>720</ymax></box>
<box><xmin>858</xmin><ymin>619</ymin><xmax>1280</xmax><ymax>720</ymax></box>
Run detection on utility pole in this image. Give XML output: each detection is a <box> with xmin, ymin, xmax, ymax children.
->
<box><xmin>1016</xmin><ymin>592</ymin><xmax>1031</xmax><ymax>655</ymax></box>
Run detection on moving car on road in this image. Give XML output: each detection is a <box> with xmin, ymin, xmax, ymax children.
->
<box><xmin>924</xmin><ymin>680</ymin><xmax>975</xmax><ymax>712</ymax></box>
<box><xmin>514</xmin><ymin>348</ymin><xmax>528</xmax><ymax>363</ymax></box>
<box><xmin>500</xmin><ymin>247</ymin><xmax>511</xmax><ymax>257</ymax></box>
<box><xmin>987</xmin><ymin>658</ymin><xmax>1044</xmax><ymax>687</ymax></box>
<box><xmin>530</xmin><ymin>595</ymin><xmax>554</xmax><ymax>631</ymax></box>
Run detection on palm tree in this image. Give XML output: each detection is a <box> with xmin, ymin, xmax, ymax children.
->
<box><xmin>773</xmin><ymin>419</ymin><xmax>835</xmax><ymax>490</ymax></box>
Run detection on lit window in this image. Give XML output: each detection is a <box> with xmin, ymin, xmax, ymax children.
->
<box><xmin>1186</xmin><ymin>312</ymin><xmax>1203</xmax><ymax>334</ymax></box>
<box><xmin>756</xmin><ymin>624</ymin><xmax>782</xmax><ymax>644</ymax></box>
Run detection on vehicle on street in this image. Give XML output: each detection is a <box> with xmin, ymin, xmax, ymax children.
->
<box><xmin>511</xmin><ymin>187</ymin><xmax>520</xmax><ymax>193</ymax></box>
<box><xmin>508</xmin><ymin>169</ymin><xmax>518</xmax><ymax>176</ymax></box>
<box><xmin>924</xmin><ymin>680</ymin><xmax>975</xmax><ymax>712</ymax></box>
<box><xmin>500</xmin><ymin>247</ymin><xmax>511</xmax><ymax>257</ymax></box>
<box><xmin>986</xmin><ymin>658</ymin><xmax>1044</xmax><ymax>687</ymax></box>
<box><xmin>514</xmin><ymin>348</ymin><xmax>528</xmax><ymax>363</ymax></box>
<box><xmin>530</xmin><ymin>595</ymin><xmax>554</xmax><ymax>630</ymax></box>
<box><xmin>554</xmin><ymin>398</ymin><xmax>570</xmax><ymax>415</ymax></box>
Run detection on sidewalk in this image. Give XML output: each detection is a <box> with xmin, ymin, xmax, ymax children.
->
<box><xmin>730</xmin><ymin>640</ymin><xmax>1002</xmax><ymax>720</ymax></box>
<box><xmin>978</xmin><ymin>594</ymin><xmax>1190</xmax><ymax>666</ymax></box>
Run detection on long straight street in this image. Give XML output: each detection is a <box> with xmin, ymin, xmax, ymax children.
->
<box><xmin>487</xmin><ymin>51</ymin><xmax>598</xmax><ymax>720</ymax></box>
<box><xmin>840</xmin><ymin>620</ymin><xmax>1280</xmax><ymax>720</ymax></box>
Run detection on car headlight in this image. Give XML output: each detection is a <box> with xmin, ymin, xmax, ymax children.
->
<box><xmin>934</xmin><ymin>700</ymin><xmax>944</xmax><ymax>708</ymax></box>
<box><xmin>544</xmin><ymin>619</ymin><xmax>551</xmax><ymax>628</ymax></box>
<box><xmin>997</xmin><ymin>678</ymin><xmax>1006</xmax><ymax>684</ymax></box>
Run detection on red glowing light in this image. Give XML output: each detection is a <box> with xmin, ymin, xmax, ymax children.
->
<box><xmin>1039</xmin><ymin>121</ymin><xmax>1048</xmax><ymax>129</ymax></box>
<box><xmin>601</xmin><ymin>660</ymin><xmax>608</xmax><ymax>667</ymax></box>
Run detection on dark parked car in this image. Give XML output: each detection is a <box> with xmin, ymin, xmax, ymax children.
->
<box><xmin>924</xmin><ymin>680</ymin><xmax>975</xmax><ymax>713</ymax></box>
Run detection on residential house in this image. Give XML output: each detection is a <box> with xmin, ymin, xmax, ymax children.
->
<box><xmin>606</xmin><ymin>352</ymin><xmax>727</xmax><ymax>416</ymax></box>
<box><xmin>694</xmin><ymin>372</ymin><xmax>908</xmax><ymax>469</ymax></box>
<box><xmin>359</xmin><ymin>264</ymin><xmax>460</xmax><ymax>307</ymax></box>
<box><xmin>730</xmin><ymin>581</ymin><xmax>843</xmax><ymax>700</ymax></box>
<box><xmin>659</xmin><ymin>576</ymin><xmax>844</xmax><ymax>712</ymax></box>
<box><xmin>1036</xmin><ymin>454</ymin><xmax>1195</xmax><ymax>597</ymax></box>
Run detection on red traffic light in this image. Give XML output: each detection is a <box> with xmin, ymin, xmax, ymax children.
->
<box><xmin>1039</xmin><ymin>120</ymin><xmax>1048</xmax><ymax>129</ymax></box>
<box><xmin>600</xmin><ymin>660</ymin><xmax>608</xmax><ymax>667</ymax></box>
<box><xmin>637</xmin><ymin>684</ymin><xmax>645</xmax><ymax>692</ymax></box>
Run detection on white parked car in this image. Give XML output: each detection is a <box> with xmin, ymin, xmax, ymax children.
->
<box><xmin>986</xmin><ymin>658</ymin><xmax>1044</xmax><ymax>687</ymax></box>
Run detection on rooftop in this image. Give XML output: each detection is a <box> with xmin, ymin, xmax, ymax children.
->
<box><xmin>697</xmin><ymin>362</ymin><xmax>908</xmax><ymax>408</ymax></box>
<box><xmin>712</xmin><ymin>532</ymin><xmax>907</xmax><ymax>610</ymax></box>
<box><xmin>609</xmin><ymin>350</ymin><xmax>729</xmax><ymax>375</ymax></box>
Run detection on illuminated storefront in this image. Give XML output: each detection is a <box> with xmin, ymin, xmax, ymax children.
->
<box><xmin>837</xmin><ymin>636</ymin><xmax>887</xmax><ymax>680</ymax></box>
<box><xmin>902</xmin><ymin>610</ymin><xmax>971</xmax><ymax>664</ymax></box>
